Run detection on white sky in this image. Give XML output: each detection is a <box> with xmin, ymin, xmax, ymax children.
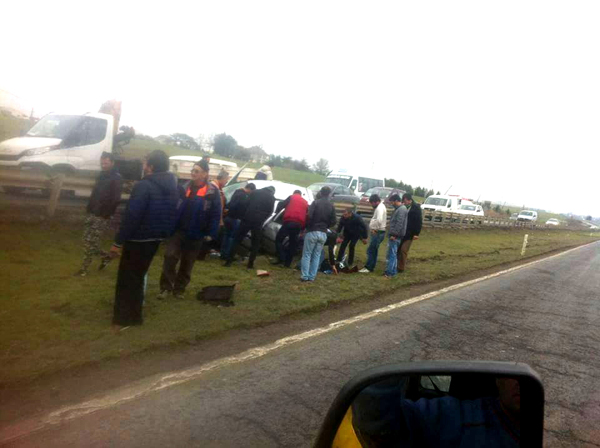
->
<box><xmin>1</xmin><ymin>1</ymin><xmax>599</xmax><ymax>216</ymax></box>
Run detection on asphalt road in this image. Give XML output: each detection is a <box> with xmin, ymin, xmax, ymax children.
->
<box><xmin>4</xmin><ymin>242</ymin><xmax>600</xmax><ymax>447</ymax></box>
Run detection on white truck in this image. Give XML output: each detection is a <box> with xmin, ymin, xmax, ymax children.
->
<box><xmin>324</xmin><ymin>168</ymin><xmax>385</xmax><ymax>198</ymax></box>
<box><xmin>0</xmin><ymin>112</ymin><xmax>138</xmax><ymax>173</ymax></box>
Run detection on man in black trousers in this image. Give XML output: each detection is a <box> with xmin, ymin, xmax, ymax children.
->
<box><xmin>224</xmin><ymin>186</ymin><xmax>275</xmax><ymax>270</ymax></box>
<box><xmin>396</xmin><ymin>193</ymin><xmax>423</xmax><ymax>273</ymax></box>
<box><xmin>109</xmin><ymin>150</ymin><xmax>179</xmax><ymax>332</ymax></box>
<box><xmin>336</xmin><ymin>207</ymin><xmax>368</xmax><ymax>266</ymax></box>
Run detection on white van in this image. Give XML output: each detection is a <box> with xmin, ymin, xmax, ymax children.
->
<box><xmin>324</xmin><ymin>169</ymin><xmax>385</xmax><ymax>197</ymax></box>
<box><xmin>517</xmin><ymin>210</ymin><xmax>538</xmax><ymax>222</ymax></box>
<box><xmin>422</xmin><ymin>194</ymin><xmax>470</xmax><ymax>213</ymax></box>
<box><xmin>0</xmin><ymin>112</ymin><xmax>115</xmax><ymax>172</ymax></box>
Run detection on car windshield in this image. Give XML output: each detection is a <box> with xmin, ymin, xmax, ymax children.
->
<box><xmin>520</xmin><ymin>211</ymin><xmax>534</xmax><ymax>216</ymax></box>
<box><xmin>324</xmin><ymin>175</ymin><xmax>352</xmax><ymax>187</ymax></box>
<box><xmin>460</xmin><ymin>205</ymin><xmax>476</xmax><ymax>211</ymax></box>
<box><xmin>223</xmin><ymin>181</ymin><xmax>248</xmax><ymax>202</ymax></box>
<box><xmin>26</xmin><ymin>114</ymin><xmax>83</xmax><ymax>138</ymax></box>
<box><xmin>424</xmin><ymin>197</ymin><xmax>448</xmax><ymax>206</ymax></box>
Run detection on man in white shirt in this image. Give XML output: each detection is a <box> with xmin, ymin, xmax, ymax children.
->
<box><xmin>360</xmin><ymin>194</ymin><xmax>388</xmax><ymax>273</ymax></box>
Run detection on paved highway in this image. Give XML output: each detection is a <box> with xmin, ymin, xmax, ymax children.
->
<box><xmin>3</xmin><ymin>242</ymin><xmax>600</xmax><ymax>447</ymax></box>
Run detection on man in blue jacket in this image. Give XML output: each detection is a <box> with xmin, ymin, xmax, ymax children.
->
<box><xmin>158</xmin><ymin>159</ymin><xmax>221</xmax><ymax>300</ymax></box>
<box><xmin>109</xmin><ymin>150</ymin><xmax>179</xmax><ymax>331</ymax></box>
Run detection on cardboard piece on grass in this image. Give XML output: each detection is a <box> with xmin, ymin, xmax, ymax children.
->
<box><xmin>196</xmin><ymin>284</ymin><xmax>236</xmax><ymax>307</ymax></box>
<box><xmin>256</xmin><ymin>270</ymin><xmax>270</xmax><ymax>277</ymax></box>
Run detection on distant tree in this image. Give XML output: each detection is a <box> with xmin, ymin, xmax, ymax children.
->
<box><xmin>233</xmin><ymin>145</ymin><xmax>252</xmax><ymax>161</ymax></box>
<box><xmin>585</xmin><ymin>215</ymin><xmax>593</xmax><ymax>221</ymax></box>
<box><xmin>506</xmin><ymin>208</ymin><xmax>511</xmax><ymax>216</ymax></box>
<box><xmin>171</xmin><ymin>133</ymin><xmax>200</xmax><ymax>150</ymax></box>
<box><xmin>436</xmin><ymin>191</ymin><xmax>441</xmax><ymax>195</ymax></box>
<box><xmin>213</xmin><ymin>133</ymin><xmax>238</xmax><ymax>158</ymax></box>
<box><xmin>494</xmin><ymin>204</ymin><xmax>502</xmax><ymax>213</ymax></box>
<box><xmin>312</xmin><ymin>158</ymin><xmax>330</xmax><ymax>175</ymax></box>
<box><xmin>483</xmin><ymin>201</ymin><xmax>492</xmax><ymax>210</ymax></box>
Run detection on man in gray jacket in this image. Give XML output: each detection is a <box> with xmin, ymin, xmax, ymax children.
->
<box><xmin>384</xmin><ymin>194</ymin><xmax>408</xmax><ymax>278</ymax></box>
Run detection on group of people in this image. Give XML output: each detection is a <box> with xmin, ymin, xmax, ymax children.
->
<box><xmin>270</xmin><ymin>185</ymin><xmax>422</xmax><ymax>281</ymax></box>
<box><xmin>79</xmin><ymin>149</ymin><xmax>422</xmax><ymax>331</ymax></box>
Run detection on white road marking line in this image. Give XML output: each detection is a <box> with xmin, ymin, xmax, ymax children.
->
<box><xmin>1</xmin><ymin>240</ymin><xmax>597</xmax><ymax>443</ymax></box>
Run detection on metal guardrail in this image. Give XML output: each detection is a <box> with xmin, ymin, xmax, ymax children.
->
<box><xmin>0</xmin><ymin>166</ymin><xmax>552</xmax><ymax>229</ymax></box>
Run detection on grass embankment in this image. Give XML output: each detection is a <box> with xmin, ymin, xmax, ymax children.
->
<box><xmin>1</xmin><ymin>206</ymin><xmax>597</xmax><ymax>385</ymax></box>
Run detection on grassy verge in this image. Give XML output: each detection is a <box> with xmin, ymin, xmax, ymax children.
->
<box><xmin>1</xmin><ymin>206</ymin><xmax>598</xmax><ymax>385</ymax></box>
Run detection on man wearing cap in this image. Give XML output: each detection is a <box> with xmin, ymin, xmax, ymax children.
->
<box><xmin>158</xmin><ymin>159</ymin><xmax>221</xmax><ymax>300</ymax></box>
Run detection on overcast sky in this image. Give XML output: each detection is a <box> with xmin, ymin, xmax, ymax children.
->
<box><xmin>2</xmin><ymin>1</ymin><xmax>599</xmax><ymax>216</ymax></box>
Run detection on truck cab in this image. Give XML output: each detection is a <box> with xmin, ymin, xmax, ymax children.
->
<box><xmin>423</xmin><ymin>194</ymin><xmax>469</xmax><ymax>213</ymax></box>
<box><xmin>0</xmin><ymin>112</ymin><xmax>114</xmax><ymax>173</ymax></box>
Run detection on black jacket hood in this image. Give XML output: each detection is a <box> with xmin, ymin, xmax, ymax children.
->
<box><xmin>146</xmin><ymin>171</ymin><xmax>177</xmax><ymax>194</ymax></box>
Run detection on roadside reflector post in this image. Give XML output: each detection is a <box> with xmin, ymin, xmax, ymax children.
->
<box><xmin>521</xmin><ymin>234</ymin><xmax>529</xmax><ymax>256</ymax></box>
<box><xmin>47</xmin><ymin>173</ymin><xmax>65</xmax><ymax>217</ymax></box>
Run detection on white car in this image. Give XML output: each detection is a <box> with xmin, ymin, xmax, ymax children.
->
<box><xmin>222</xmin><ymin>180</ymin><xmax>315</xmax><ymax>254</ymax></box>
<box><xmin>455</xmin><ymin>204</ymin><xmax>484</xmax><ymax>217</ymax></box>
<box><xmin>546</xmin><ymin>218</ymin><xmax>560</xmax><ymax>226</ymax></box>
<box><xmin>517</xmin><ymin>210</ymin><xmax>538</xmax><ymax>222</ymax></box>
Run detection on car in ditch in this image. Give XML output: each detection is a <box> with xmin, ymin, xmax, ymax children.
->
<box><xmin>222</xmin><ymin>179</ymin><xmax>315</xmax><ymax>254</ymax></box>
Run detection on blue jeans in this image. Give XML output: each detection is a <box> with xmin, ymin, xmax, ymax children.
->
<box><xmin>301</xmin><ymin>231</ymin><xmax>327</xmax><ymax>281</ymax></box>
<box><xmin>384</xmin><ymin>238</ymin><xmax>401</xmax><ymax>276</ymax></box>
<box><xmin>221</xmin><ymin>217</ymin><xmax>240</xmax><ymax>259</ymax></box>
<box><xmin>365</xmin><ymin>231</ymin><xmax>386</xmax><ymax>271</ymax></box>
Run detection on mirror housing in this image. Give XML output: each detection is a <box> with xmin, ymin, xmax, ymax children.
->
<box><xmin>314</xmin><ymin>361</ymin><xmax>544</xmax><ymax>448</ymax></box>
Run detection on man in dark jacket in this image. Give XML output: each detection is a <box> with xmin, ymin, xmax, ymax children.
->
<box><xmin>158</xmin><ymin>159</ymin><xmax>222</xmax><ymax>300</ymax></box>
<box><xmin>220</xmin><ymin>183</ymin><xmax>256</xmax><ymax>260</ymax></box>
<box><xmin>335</xmin><ymin>207</ymin><xmax>368</xmax><ymax>267</ymax></box>
<box><xmin>272</xmin><ymin>190</ymin><xmax>309</xmax><ymax>267</ymax></box>
<box><xmin>225</xmin><ymin>186</ymin><xmax>276</xmax><ymax>269</ymax></box>
<box><xmin>300</xmin><ymin>186</ymin><xmax>336</xmax><ymax>281</ymax></box>
<box><xmin>75</xmin><ymin>152</ymin><xmax>123</xmax><ymax>276</ymax></box>
<box><xmin>109</xmin><ymin>150</ymin><xmax>179</xmax><ymax>331</ymax></box>
<box><xmin>397</xmin><ymin>193</ymin><xmax>423</xmax><ymax>273</ymax></box>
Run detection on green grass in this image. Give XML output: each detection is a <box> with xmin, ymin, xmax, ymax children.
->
<box><xmin>0</xmin><ymin>112</ymin><xmax>32</xmax><ymax>142</ymax></box>
<box><xmin>1</xmin><ymin>206</ymin><xmax>597</xmax><ymax>385</ymax></box>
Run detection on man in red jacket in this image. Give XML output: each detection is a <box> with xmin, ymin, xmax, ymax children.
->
<box><xmin>272</xmin><ymin>190</ymin><xmax>309</xmax><ymax>267</ymax></box>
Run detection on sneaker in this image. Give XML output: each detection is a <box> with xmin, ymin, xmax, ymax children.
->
<box><xmin>270</xmin><ymin>259</ymin><xmax>283</xmax><ymax>266</ymax></box>
<box><xmin>98</xmin><ymin>257</ymin><xmax>111</xmax><ymax>271</ymax></box>
<box><xmin>223</xmin><ymin>261</ymin><xmax>233</xmax><ymax>267</ymax></box>
<box><xmin>300</xmin><ymin>278</ymin><xmax>312</xmax><ymax>282</ymax></box>
<box><xmin>383</xmin><ymin>274</ymin><xmax>394</xmax><ymax>279</ymax></box>
<box><xmin>247</xmin><ymin>263</ymin><xmax>254</xmax><ymax>270</ymax></box>
<box><xmin>359</xmin><ymin>268</ymin><xmax>371</xmax><ymax>273</ymax></box>
<box><xmin>173</xmin><ymin>292</ymin><xmax>185</xmax><ymax>300</ymax></box>
<box><xmin>157</xmin><ymin>290</ymin><xmax>170</xmax><ymax>300</ymax></box>
<box><xmin>74</xmin><ymin>269</ymin><xmax>87</xmax><ymax>277</ymax></box>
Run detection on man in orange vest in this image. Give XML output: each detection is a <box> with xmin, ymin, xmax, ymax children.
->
<box><xmin>272</xmin><ymin>190</ymin><xmax>309</xmax><ymax>267</ymax></box>
<box><xmin>158</xmin><ymin>160</ymin><xmax>221</xmax><ymax>300</ymax></box>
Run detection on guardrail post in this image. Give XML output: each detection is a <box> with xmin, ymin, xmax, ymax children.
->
<box><xmin>47</xmin><ymin>174</ymin><xmax>65</xmax><ymax>217</ymax></box>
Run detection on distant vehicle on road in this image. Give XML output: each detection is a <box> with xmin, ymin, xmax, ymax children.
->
<box><xmin>307</xmin><ymin>182</ymin><xmax>359</xmax><ymax>206</ymax></box>
<box><xmin>518</xmin><ymin>210</ymin><xmax>538</xmax><ymax>222</ymax></box>
<box><xmin>546</xmin><ymin>218</ymin><xmax>560</xmax><ymax>226</ymax></box>
<box><xmin>423</xmin><ymin>194</ymin><xmax>471</xmax><ymax>213</ymax></box>
<box><xmin>359</xmin><ymin>187</ymin><xmax>406</xmax><ymax>206</ymax></box>
<box><xmin>455</xmin><ymin>203</ymin><xmax>484</xmax><ymax>217</ymax></box>
<box><xmin>324</xmin><ymin>169</ymin><xmax>385</xmax><ymax>198</ymax></box>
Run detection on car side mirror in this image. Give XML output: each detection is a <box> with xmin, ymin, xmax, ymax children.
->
<box><xmin>314</xmin><ymin>361</ymin><xmax>544</xmax><ymax>448</ymax></box>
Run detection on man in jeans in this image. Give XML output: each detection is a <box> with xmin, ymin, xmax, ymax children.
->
<box><xmin>301</xmin><ymin>186</ymin><xmax>336</xmax><ymax>282</ymax></box>
<box><xmin>272</xmin><ymin>190</ymin><xmax>309</xmax><ymax>267</ymax></box>
<box><xmin>397</xmin><ymin>193</ymin><xmax>423</xmax><ymax>273</ymax></box>
<box><xmin>220</xmin><ymin>183</ymin><xmax>256</xmax><ymax>260</ymax></box>
<box><xmin>336</xmin><ymin>207</ymin><xmax>368</xmax><ymax>267</ymax></box>
<box><xmin>384</xmin><ymin>194</ymin><xmax>408</xmax><ymax>278</ymax></box>
<box><xmin>76</xmin><ymin>152</ymin><xmax>123</xmax><ymax>276</ymax></box>
<box><xmin>109</xmin><ymin>150</ymin><xmax>179</xmax><ymax>332</ymax></box>
<box><xmin>360</xmin><ymin>194</ymin><xmax>388</xmax><ymax>273</ymax></box>
<box><xmin>158</xmin><ymin>159</ymin><xmax>221</xmax><ymax>300</ymax></box>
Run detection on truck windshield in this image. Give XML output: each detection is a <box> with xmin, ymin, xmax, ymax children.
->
<box><xmin>520</xmin><ymin>211</ymin><xmax>533</xmax><ymax>216</ymax></box>
<box><xmin>325</xmin><ymin>175</ymin><xmax>352</xmax><ymax>187</ymax></box>
<box><xmin>26</xmin><ymin>115</ymin><xmax>83</xmax><ymax>139</ymax></box>
<box><xmin>461</xmin><ymin>205</ymin><xmax>476</xmax><ymax>211</ymax></box>
<box><xmin>424</xmin><ymin>197</ymin><xmax>448</xmax><ymax>206</ymax></box>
